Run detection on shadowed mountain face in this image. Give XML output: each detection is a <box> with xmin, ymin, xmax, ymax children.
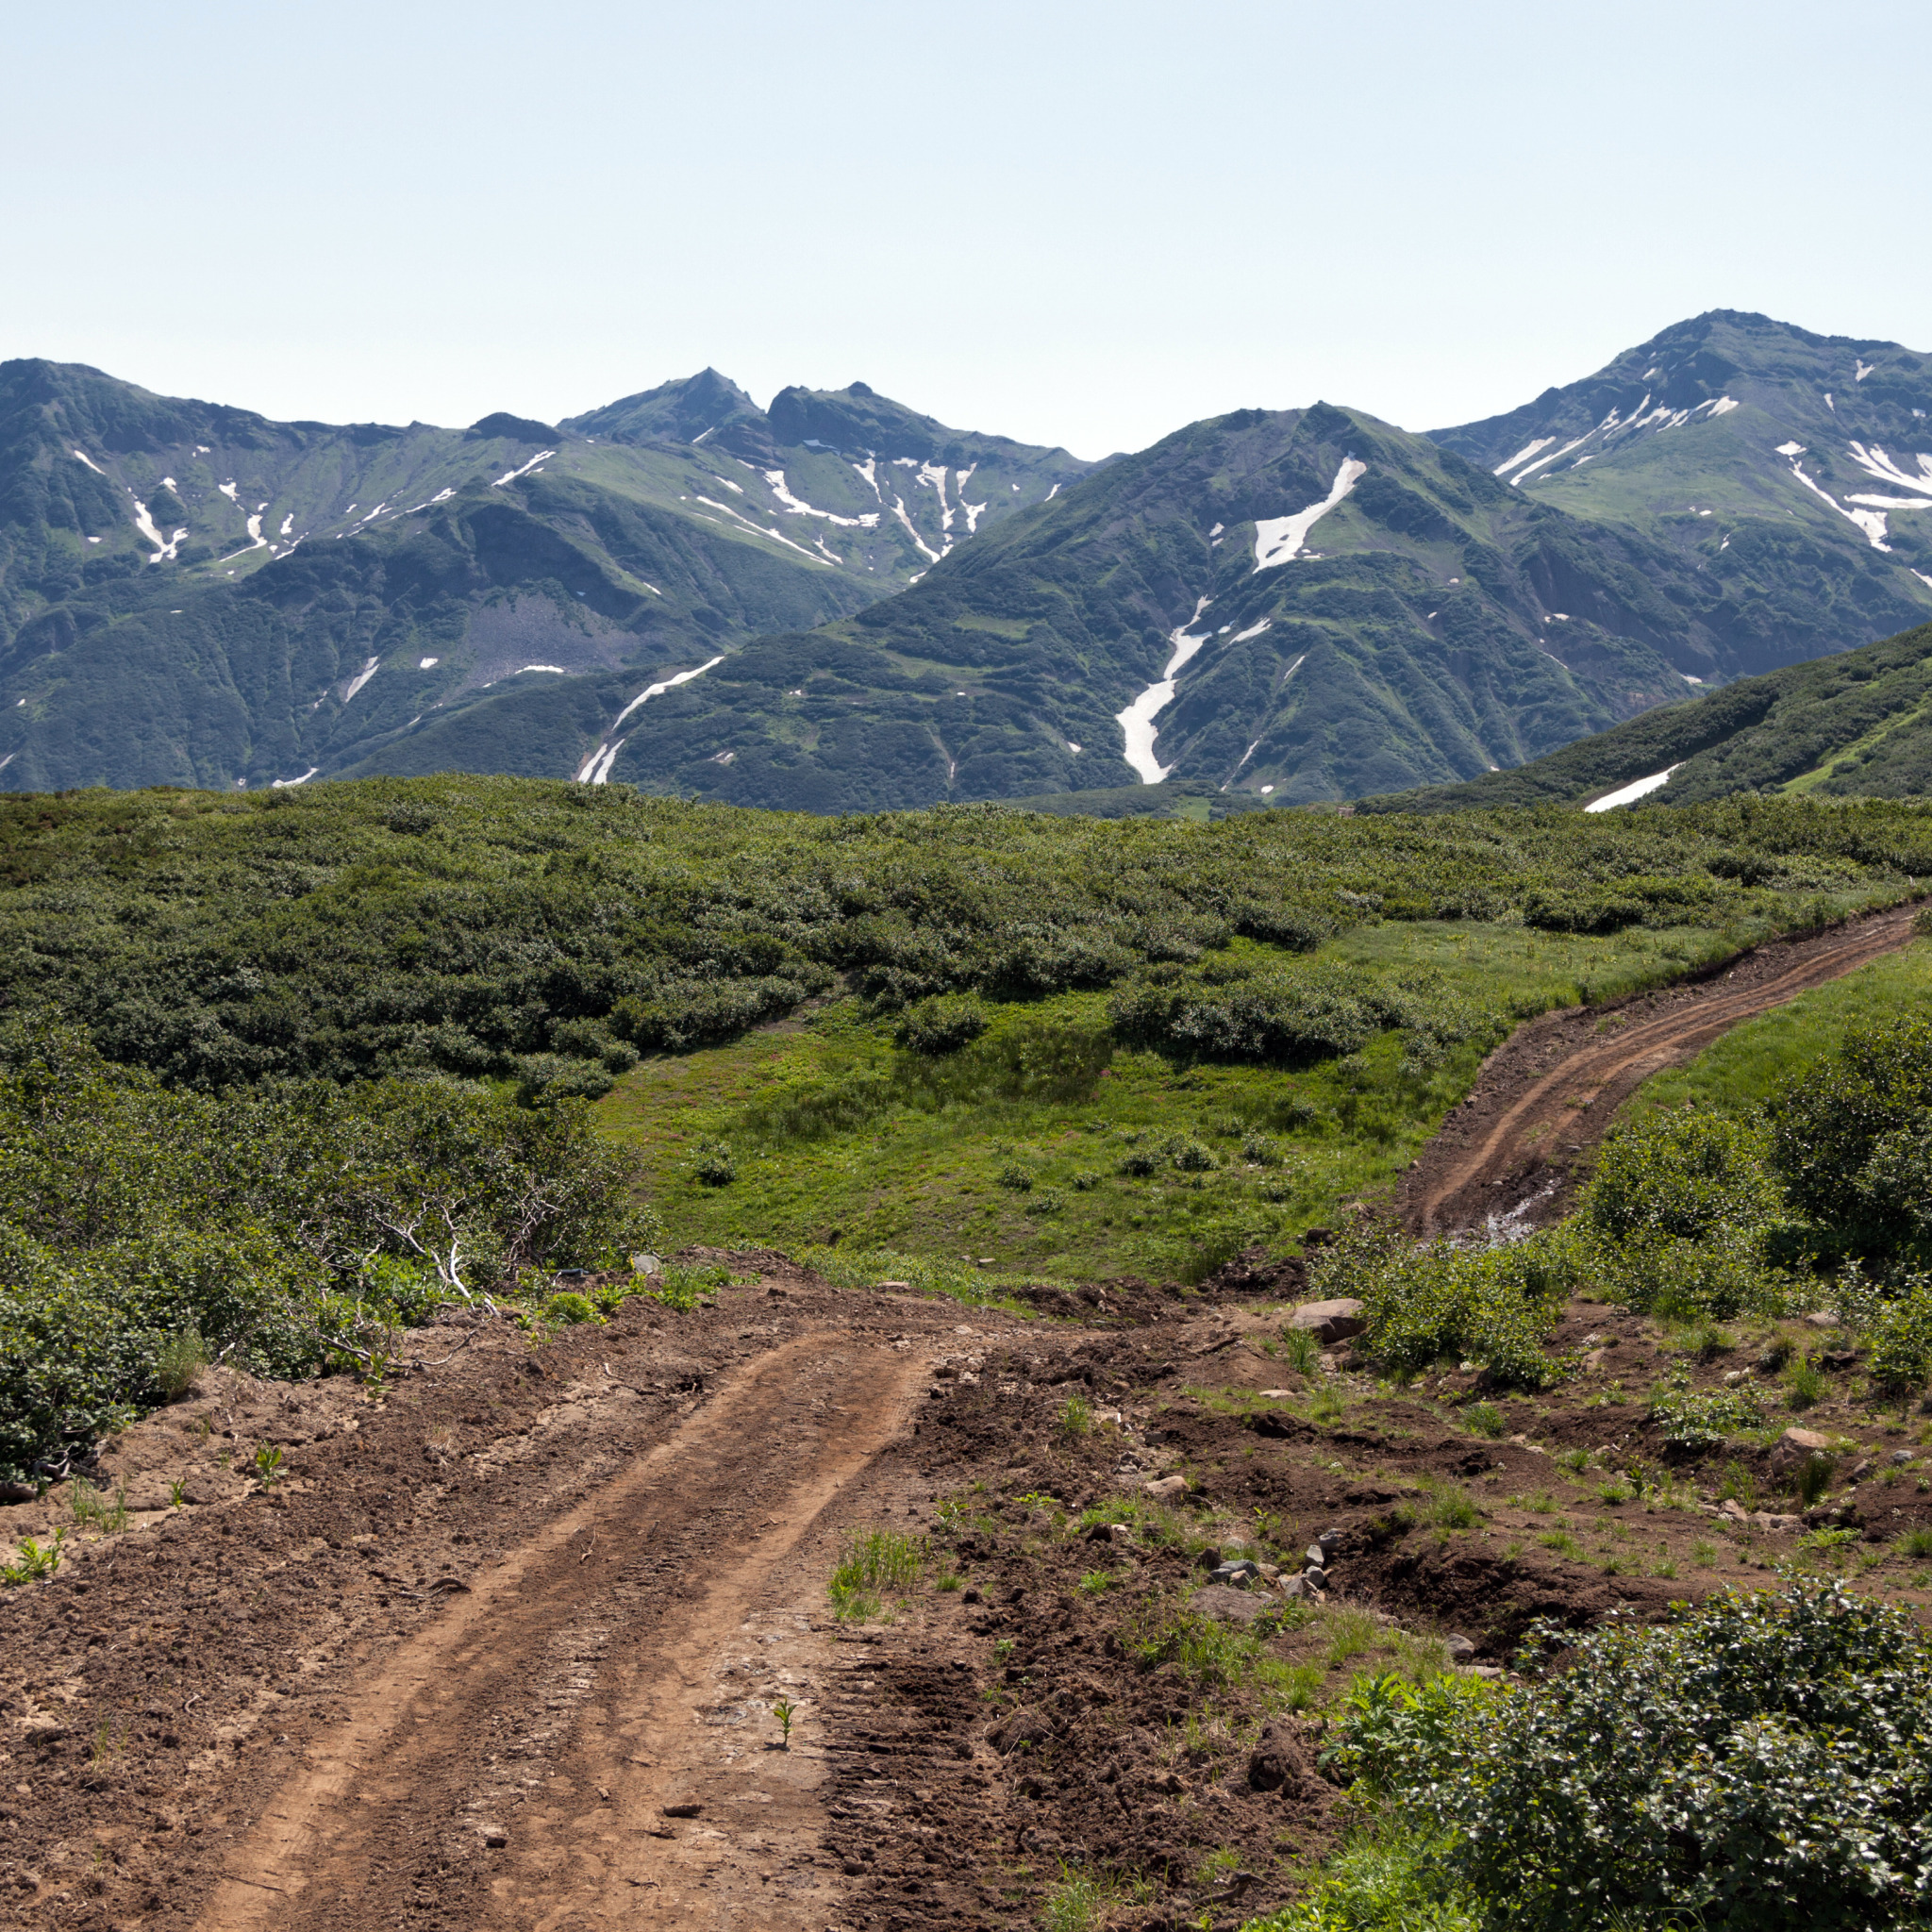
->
<box><xmin>1360</xmin><ymin>618</ymin><xmax>1932</xmax><ymax>815</ymax></box>
<box><xmin>0</xmin><ymin>360</ymin><xmax>1083</xmax><ymax>791</ymax></box>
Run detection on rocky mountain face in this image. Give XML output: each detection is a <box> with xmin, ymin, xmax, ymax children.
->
<box><xmin>0</xmin><ymin>359</ymin><xmax>1082</xmax><ymax>791</ymax></box>
<box><xmin>573</xmin><ymin>397</ymin><xmax>1859</xmax><ymax>810</ymax></box>
<box><xmin>1366</xmin><ymin>618</ymin><xmax>1932</xmax><ymax>814</ymax></box>
<box><xmin>1432</xmin><ymin>311</ymin><xmax>1932</xmax><ymax>675</ymax></box>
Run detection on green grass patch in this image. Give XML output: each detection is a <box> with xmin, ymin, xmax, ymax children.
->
<box><xmin>595</xmin><ymin>911</ymin><xmax>1809</xmax><ymax>1283</ymax></box>
<box><xmin>1622</xmin><ymin>935</ymin><xmax>1932</xmax><ymax>1122</ymax></box>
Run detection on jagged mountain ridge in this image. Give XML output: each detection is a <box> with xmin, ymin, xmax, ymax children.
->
<box><xmin>6</xmin><ymin>311</ymin><xmax>1931</xmax><ymax>806</ymax></box>
<box><xmin>0</xmin><ymin>359</ymin><xmax>1083</xmax><ymax>791</ymax></box>
<box><xmin>1432</xmin><ymin>311</ymin><xmax>1932</xmax><ymax>673</ymax></box>
<box><xmin>559</xmin><ymin>400</ymin><xmax>1770</xmax><ymax>810</ymax></box>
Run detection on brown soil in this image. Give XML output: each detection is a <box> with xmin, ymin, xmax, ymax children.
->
<box><xmin>8</xmin><ymin>1251</ymin><xmax>1928</xmax><ymax>1932</ymax></box>
<box><xmin>1397</xmin><ymin>898</ymin><xmax>1926</xmax><ymax>1238</ymax></box>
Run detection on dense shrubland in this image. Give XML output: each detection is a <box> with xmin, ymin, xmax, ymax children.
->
<box><xmin>1318</xmin><ymin>1011</ymin><xmax>1932</xmax><ymax>1392</ymax></box>
<box><xmin>1</xmin><ymin>779</ymin><xmax>1925</xmax><ymax>1095</ymax></box>
<box><xmin>0</xmin><ymin>1018</ymin><xmax>657</xmax><ymax>1482</ymax></box>
<box><xmin>1</xmin><ymin>778</ymin><xmax>1926</xmax><ymax>1470</ymax></box>
<box><xmin>1268</xmin><ymin>1581</ymin><xmax>1932</xmax><ymax>1931</ymax></box>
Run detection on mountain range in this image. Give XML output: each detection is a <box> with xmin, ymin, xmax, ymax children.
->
<box><xmin>4</xmin><ymin>309</ymin><xmax>1928</xmax><ymax>804</ymax></box>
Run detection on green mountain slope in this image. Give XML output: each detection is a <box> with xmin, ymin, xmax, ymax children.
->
<box><xmin>0</xmin><ymin>359</ymin><xmax>1084</xmax><ymax>791</ymax></box>
<box><xmin>1363</xmin><ymin>617</ymin><xmax>1932</xmax><ymax>812</ymax></box>
<box><xmin>575</xmin><ymin>400</ymin><xmax>1804</xmax><ymax>809</ymax></box>
<box><xmin>1431</xmin><ymin>311</ymin><xmax>1932</xmax><ymax>675</ymax></box>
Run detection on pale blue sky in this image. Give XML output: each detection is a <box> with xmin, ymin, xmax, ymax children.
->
<box><xmin>6</xmin><ymin>1</ymin><xmax>1926</xmax><ymax>458</ymax></box>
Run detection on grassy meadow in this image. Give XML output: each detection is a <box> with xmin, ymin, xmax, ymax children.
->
<box><xmin>595</xmin><ymin>905</ymin><xmax>1891</xmax><ymax>1285</ymax></box>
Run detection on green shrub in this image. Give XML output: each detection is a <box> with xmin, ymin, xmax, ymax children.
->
<box><xmin>1109</xmin><ymin>962</ymin><xmax>1481</xmax><ymax>1069</ymax></box>
<box><xmin>1312</xmin><ymin>1221</ymin><xmax>1573</xmax><ymax>1388</ymax></box>
<box><xmin>1463</xmin><ymin>1401</ymin><xmax>1504</xmax><ymax>1439</ymax></box>
<box><xmin>1647</xmin><ymin>1384</ymin><xmax>1761</xmax><ymax>1448</ymax></box>
<box><xmin>995</xmin><ymin>1162</ymin><xmax>1033</xmax><ymax>1192</ymax></box>
<box><xmin>1785</xmin><ymin>1356</ymin><xmax>1826</xmax><ymax>1409</ymax></box>
<box><xmin>1868</xmin><ymin>1274</ymin><xmax>1932</xmax><ymax>1394</ymax></box>
<box><xmin>1792</xmin><ymin>1452</ymin><xmax>1838</xmax><ymax>1507</ymax></box>
<box><xmin>894</xmin><ymin>993</ymin><xmax>989</xmax><ymax>1056</ymax></box>
<box><xmin>152</xmin><ymin>1327</ymin><xmax>207</xmax><ymax>1397</ymax></box>
<box><xmin>1768</xmin><ymin>1015</ymin><xmax>1932</xmax><ymax>1266</ymax></box>
<box><xmin>541</xmin><ymin>1291</ymin><xmax>602</xmax><ymax>1325</ymax></box>
<box><xmin>1342</xmin><ymin>1580</ymin><xmax>1932</xmax><ymax>1931</ymax></box>
<box><xmin>691</xmin><ymin>1141</ymin><xmax>737</xmax><ymax>1186</ymax></box>
<box><xmin>1584</xmin><ymin>1108</ymin><xmax>1783</xmax><ymax>1247</ymax></box>
<box><xmin>1239</xmin><ymin>1820</ymin><xmax>1480</xmax><ymax>1932</ymax></box>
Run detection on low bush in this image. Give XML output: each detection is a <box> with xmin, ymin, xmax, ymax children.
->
<box><xmin>1768</xmin><ymin>1015</ymin><xmax>1932</xmax><ymax>1268</ymax></box>
<box><xmin>1310</xmin><ymin>1221</ymin><xmax>1574</xmax><ymax>1387</ymax></box>
<box><xmin>0</xmin><ymin>1017</ymin><xmax>658</xmax><ymax>1479</ymax></box>
<box><xmin>1647</xmin><ymin>1383</ymin><xmax>1760</xmax><ymax>1448</ymax></box>
<box><xmin>1867</xmin><ymin>1273</ymin><xmax>1932</xmax><ymax>1394</ymax></box>
<box><xmin>894</xmin><ymin>992</ymin><xmax>989</xmax><ymax>1056</ymax></box>
<box><xmin>1331</xmin><ymin>1580</ymin><xmax>1932</xmax><ymax>1930</ymax></box>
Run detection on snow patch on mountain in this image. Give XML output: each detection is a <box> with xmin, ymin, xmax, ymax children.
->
<box><xmin>71</xmin><ymin>449</ymin><xmax>106</xmax><ymax>475</ymax></box>
<box><xmin>491</xmin><ymin>451</ymin><xmax>555</xmax><ymax>487</ymax></box>
<box><xmin>762</xmin><ymin>469</ymin><xmax>878</xmax><ymax>528</ymax></box>
<box><xmin>1116</xmin><ymin>598</ymin><xmax>1213</xmax><ymax>783</ymax></box>
<box><xmin>891</xmin><ymin>494</ymin><xmax>940</xmax><ymax>563</ymax></box>
<box><xmin>577</xmin><ymin>655</ymin><xmax>727</xmax><ymax>785</ymax></box>
<box><xmin>1254</xmin><ymin>459</ymin><xmax>1367</xmax><ymax>571</ymax></box>
<box><xmin>1585</xmin><ymin>765</ymin><xmax>1679</xmax><ymax>812</ymax></box>
<box><xmin>1785</xmin><ymin>454</ymin><xmax>1890</xmax><ymax>550</ymax></box>
<box><xmin>1493</xmin><ymin>436</ymin><xmax>1556</xmax><ymax>476</ymax></box>
<box><xmin>130</xmin><ymin>497</ymin><xmax>186</xmax><ymax>562</ymax></box>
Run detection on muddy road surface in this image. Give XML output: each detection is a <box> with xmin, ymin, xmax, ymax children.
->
<box><xmin>1399</xmin><ymin>898</ymin><xmax>1924</xmax><ymax>1237</ymax></box>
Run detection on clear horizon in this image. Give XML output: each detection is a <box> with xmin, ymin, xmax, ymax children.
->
<box><xmin>7</xmin><ymin>0</ymin><xmax>1927</xmax><ymax>461</ymax></box>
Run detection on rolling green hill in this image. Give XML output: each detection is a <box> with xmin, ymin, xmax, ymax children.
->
<box><xmin>1364</xmin><ymin>617</ymin><xmax>1932</xmax><ymax>812</ymax></box>
<box><xmin>0</xmin><ymin>359</ymin><xmax>1083</xmax><ymax>791</ymax></box>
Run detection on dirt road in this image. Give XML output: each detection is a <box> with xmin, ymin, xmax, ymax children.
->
<box><xmin>196</xmin><ymin>1331</ymin><xmax>928</xmax><ymax>1932</ymax></box>
<box><xmin>1400</xmin><ymin>898</ymin><xmax>1924</xmax><ymax>1237</ymax></box>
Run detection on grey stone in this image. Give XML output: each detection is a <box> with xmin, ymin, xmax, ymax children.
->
<box><xmin>1305</xmin><ymin>1544</ymin><xmax>1327</xmax><ymax>1568</ymax></box>
<box><xmin>1288</xmin><ymin>1298</ymin><xmax>1367</xmax><ymax>1344</ymax></box>
<box><xmin>1193</xmin><ymin>1583</ymin><xmax>1268</xmax><ymax>1624</ymax></box>
<box><xmin>1444</xmin><ymin>1635</ymin><xmax>1476</xmax><ymax>1663</ymax></box>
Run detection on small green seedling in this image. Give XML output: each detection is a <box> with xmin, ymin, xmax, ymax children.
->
<box><xmin>254</xmin><ymin>1443</ymin><xmax>285</xmax><ymax>1488</ymax></box>
<box><xmin>169</xmin><ymin>1478</ymin><xmax>187</xmax><ymax>1508</ymax></box>
<box><xmin>773</xmin><ymin>1697</ymin><xmax>797</xmax><ymax>1749</ymax></box>
<box><xmin>1</xmin><ymin>1529</ymin><xmax>65</xmax><ymax>1586</ymax></box>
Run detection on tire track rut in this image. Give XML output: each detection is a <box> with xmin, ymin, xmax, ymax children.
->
<box><xmin>1401</xmin><ymin>899</ymin><xmax>1924</xmax><ymax>1237</ymax></box>
<box><xmin>195</xmin><ymin>1330</ymin><xmax>930</xmax><ymax>1932</ymax></box>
